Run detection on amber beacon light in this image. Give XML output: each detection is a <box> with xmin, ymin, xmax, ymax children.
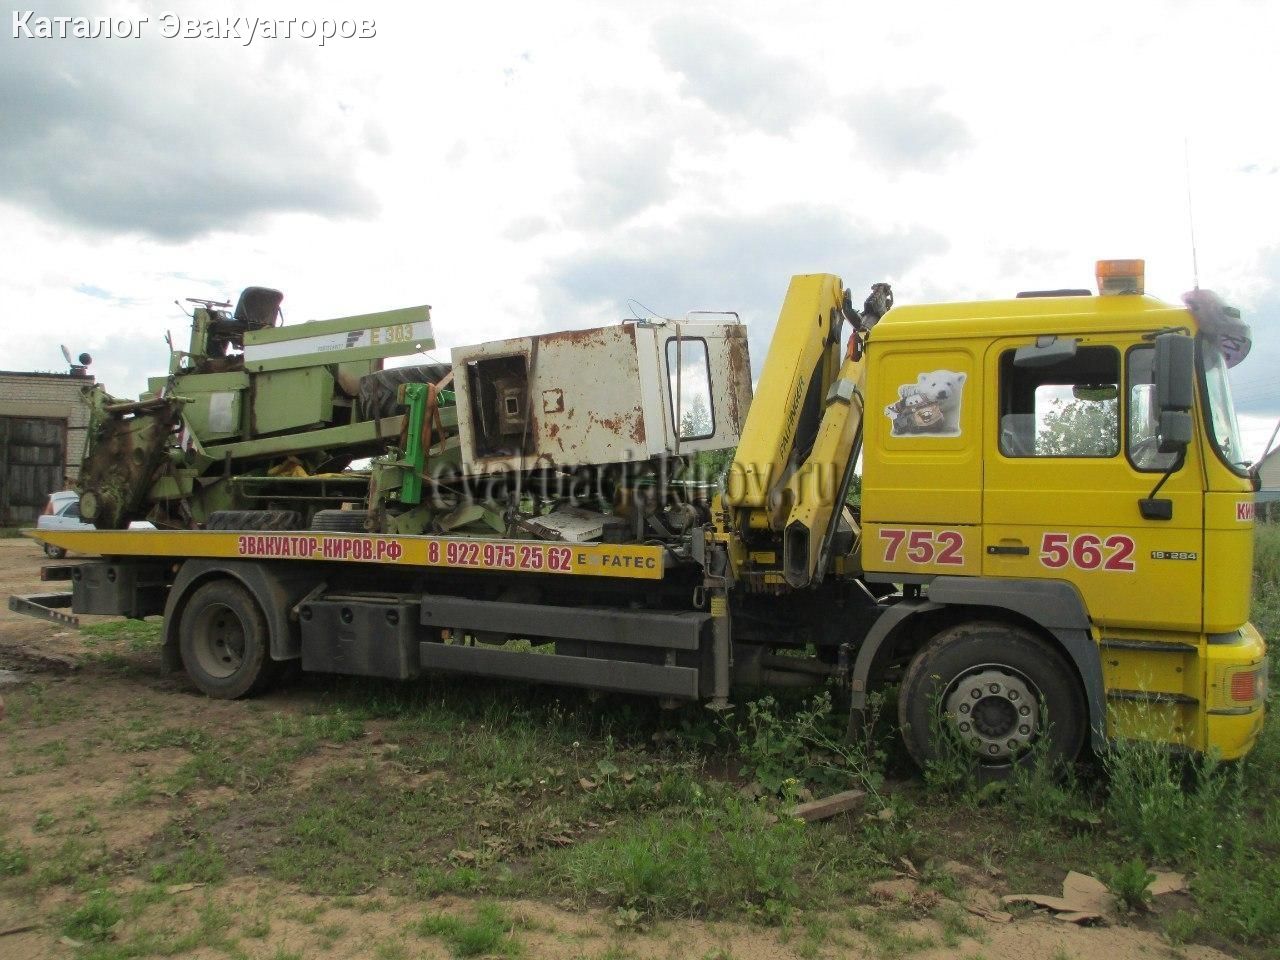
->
<box><xmin>1096</xmin><ymin>259</ymin><xmax>1146</xmax><ymax>295</ymax></box>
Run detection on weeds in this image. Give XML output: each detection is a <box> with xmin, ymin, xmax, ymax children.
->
<box><xmin>920</xmin><ymin>689</ymin><xmax>982</xmax><ymax>799</ymax></box>
<box><xmin>414</xmin><ymin>902</ymin><xmax>522</xmax><ymax>957</ymax></box>
<box><xmin>61</xmin><ymin>888</ymin><xmax>122</xmax><ymax>943</ymax></box>
<box><xmin>33</xmin><ymin>838</ymin><xmax>107</xmax><ymax>888</ymax></box>
<box><xmin>1105</xmin><ymin>858</ymin><xmax>1154</xmax><ymax>912</ymax></box>
<box><xmin>0</xmin><ymin>837</ymin><xmax>30</xmax><ymax>876</ymax></box>
<box><xmin>848</xmin><ymin>908</ymin><xmax>936</xmax><ymax>959</ymax></box>
<box><xmin>149</xmin><ymin>841</ymin><xmax>227</xmax><ymax>885</ymax></box>
<box><xmin>561</xmin><ymin>796</ymin><xmax>804</xmax><ymax>921</ymax></box>
<box><xmin>1102</xmin><ymin>739</ymin><xmax>1242</xmax><ymax>862</ymax></box>
<box><xmin>934</xmin><ymin>902</ymin><xmax>983</xmax><ymax>947</ymax></box>
<box><xmin>728</xmin><ymin>691</ymin><xmax>886</xmax><ymax>798</ymax></box>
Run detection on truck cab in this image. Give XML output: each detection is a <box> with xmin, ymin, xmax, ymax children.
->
<box><xmin>859</xmin><ymin>261</ymin><xmax>1266</xmax><ymax>762</ymax></box>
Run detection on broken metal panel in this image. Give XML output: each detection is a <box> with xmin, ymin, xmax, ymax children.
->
<box><xmin>452</xmin><ymin>320</ymin><xmax>753</xmax><ymax>474</ymax></box>
<box><xmin>524</xmin><ymin>506</ymin><xmax>628</xmax><ymax>542</ymax></box>
<box><xmin>635</xmin><ymin>321</ymin><xmax>753</xmax><ymax>457</ymax></box>
<box><xmin>78</xmin><ymin>392</ymin><xmax>185</xmax><ymax>529</ymax></box>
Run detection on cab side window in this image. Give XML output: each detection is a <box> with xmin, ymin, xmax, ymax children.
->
<box><xmin>666</xmin><ymin>337</ymin><xmax>715</xmax><ymax>441</ymax></box>
<box><xmin>1126</xmin><ymin>346</ymin><xmax>1180</xmax><ymax>472</ymax></box>
<box><xmin>999</xmin><ymin>346</ymin><xmax>1120</xmax><ymax>458</ymax></box>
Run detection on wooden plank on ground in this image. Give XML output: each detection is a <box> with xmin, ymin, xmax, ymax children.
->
<box><xmin>788</xmin><ymin>788</ymin><xmax>866</xmax><ymax>822</ymax></box>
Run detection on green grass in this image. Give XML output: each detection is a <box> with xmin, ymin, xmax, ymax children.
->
<box><xmin>80</xmin><ymin>618</ymin><xmax>163</xmax><ymax>651</ymax></box>
<box><xmin>848</xmin><ymin>908</ymin><xmax>936</xmax><ymax>959</ymax></box>
<box><xmin>1105</xmin><ymin>858</ymin><xmax>1154</xmax><ymax>913</ymax></box>
<box><xmin>31</xmin><ymin>837</ymin><xmax>109</xmax><ymax>889</ymax></box>
<box><xmin>148</xmin><ymin>841</ymin><xmax>227</xmax><ymax>886</ymax></box>
<box><xmin>559</xmin><ymin>798</ymin><xmax>805</xmax><ymax>921</ymax></box>
<box><xmin>62</xmin><ymin>888</ymin><xmax>123</xmax><ymax>943</ymax></box>
<box><xmin>0</xmin><ymin>837</ymin><xmax>31</xmax><ymax>876</ymax></box>
<box><xmin>414</xmin><ymin>902</ymin><xmax>522</xmax><ymax>957</ymax></box>
<box><xmin>2</xmin><ymin>525</ymin><xmax>1276</xmax><ymax>958</ymax></box>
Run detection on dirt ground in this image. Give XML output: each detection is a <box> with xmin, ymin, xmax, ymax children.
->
<box><xmin>0</xmin><ymin>537</ymin><xmax>1239</xmax><ymax>960</ymax></box>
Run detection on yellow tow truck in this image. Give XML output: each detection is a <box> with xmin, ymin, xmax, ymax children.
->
<box><xmin>21</xmin><ymin>260</ymin><xmax>1267</xmax><ymax>774</ymax></box>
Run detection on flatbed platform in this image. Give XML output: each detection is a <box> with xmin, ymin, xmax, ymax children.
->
<box><xmin>24</xmin><ymin>529</ymin><xmax>667</xmax><ymax>580</ymax></box>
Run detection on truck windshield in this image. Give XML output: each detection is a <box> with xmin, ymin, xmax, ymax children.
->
<box><xmin>1201</xmin><ymin>338</ymin><xmax>1248</xmax><ymax>474</ymax></box>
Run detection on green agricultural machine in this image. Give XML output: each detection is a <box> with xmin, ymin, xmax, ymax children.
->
<box><xmin>78</xmin><ymin>287</ymin><xmax>455</xmax><ymax>531</ymax></box>
<box><xmin>76</xmin><ymin>286</ymin><xmax>753</xmax><ymax>541</ymax></box>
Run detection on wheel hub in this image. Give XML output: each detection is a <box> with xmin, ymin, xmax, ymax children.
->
<box><xmin>944</xmin><ymin>667</ymin><xmax>1039</xmax><ymax>761</ymax></box>
<box><xmin>194</xmin><ymin>604</ymin><xmax>246</xmax><ymax>679</ymax></box>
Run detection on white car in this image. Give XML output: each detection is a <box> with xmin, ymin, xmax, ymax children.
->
<box><xmin>36</xmin><ymin>492</ymin><xmax>92</xmax><ymax>558</ymax></box>
<box><xmin>36</xmin><ymin>492</ymin><xmax>153</xmax><ymax>558</ymax></box>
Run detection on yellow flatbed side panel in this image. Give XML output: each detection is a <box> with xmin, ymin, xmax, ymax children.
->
<box><xmin>25</xmin><ymin>530</ymin><xmax>666</xmax><ymax>581</ymax></box>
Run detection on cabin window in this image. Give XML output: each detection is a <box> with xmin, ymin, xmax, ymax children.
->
<box><xmin>1126</xmin><ymin>346</ymin><xmax>1180</xmax><ymax>472</ymax></box>
<box><xmin>666</xmin><ymin>338</ymin><xmax>714</xmax><ymax>441</ymax></box>
<box><xmin>998</xmin><ymin>345</ymin><xmax>1120</xmax><ymax>458</ymax></box>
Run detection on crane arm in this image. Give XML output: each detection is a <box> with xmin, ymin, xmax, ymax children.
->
<box><xmin>717</xmin><ymin>273</ymin><xmax>886</xmax><ymax>587</ymax></box>
<box><xmin>779</xmin><ymin>350</ymin><xmax>866</xmax><ymax>586</ymax></box>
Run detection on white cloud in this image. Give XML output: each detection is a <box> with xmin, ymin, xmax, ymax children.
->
<box><xmin>0</xmin><ymin>2</ymin><xmax>378</xmax><ymax>241</ymax></box>
<box><xmin>652</xmin><ymin>14</ymin><xmax>819</xmax><ymax>134</ymax></box>
<box><xmin>0</xmin><ymin>0</ymin><xmax>1275</xmax><ymax>422</ymax></box>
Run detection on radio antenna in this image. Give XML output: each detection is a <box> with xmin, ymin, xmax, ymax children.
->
<box><xmin>1184</xmin><ymin>137</ymin><xmax>1200</xmax><ymax>290</ymax></box>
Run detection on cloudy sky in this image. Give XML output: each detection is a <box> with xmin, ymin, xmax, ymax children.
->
<box><xmin>3</xmin><ymin>0</ymin><xmax>1278</xmax><ymax>454</ymax></box>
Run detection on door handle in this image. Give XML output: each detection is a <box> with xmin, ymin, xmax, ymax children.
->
<box><xmin>987</xmin><ymin>544</ymin><xmax>1030</xmax><ymax>556</ymax></box>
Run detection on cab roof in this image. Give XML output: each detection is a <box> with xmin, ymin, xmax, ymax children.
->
<box><xmin>870</xmin><ymin>293</ymin><xmax>1193</xmax><ymax>343</ymax></box>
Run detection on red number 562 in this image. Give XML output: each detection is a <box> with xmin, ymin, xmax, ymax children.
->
<box><xmin>1039</xmin><ymin>533</ymin><xmax>1135</xmax><ymax>572</ymax></box>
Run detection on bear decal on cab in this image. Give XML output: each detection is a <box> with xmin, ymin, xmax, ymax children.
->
<box><xmin>884</xmin><ymin>370</ymin><xmax>966</xmax><ymax>437</ymax></box>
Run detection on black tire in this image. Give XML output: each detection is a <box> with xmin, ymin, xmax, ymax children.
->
<box><xmin>178</xmin><ymin>580</ymin><xmax>277</xmax><ymax>699</ymax></box>
<box><xmin>44</xmin><ymin>543</ymin><xmax>67</xmax><ymax>560</ymax></box>
<box><xmin>898</xmin><ymin>621</ymin><xmax>1086</xmax><ymax>777</ymax></box>
<box><xmin>206</xmin><ymin>510</ymin><xmax>301</xmax><ymax>531</ymax></box>
<box><xmin>310</xmin><ymin>509</ymin><xmax>371</xmax><ymax>532</ymax></box>
<box><xmin>356</xmin><ymin>364</ymin><xmax>452</xmax><ymax>421</ymax></box>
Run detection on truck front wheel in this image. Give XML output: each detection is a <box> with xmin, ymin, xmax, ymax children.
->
<box><xmin>178</xmin><ymin>580</ymin><xmax>276</xmax><ymax>699</ymax></box>
<box><xmin>898</xmin><ymin>621</ymin><xmax>1085</xmax><ymax>777</ymax></box>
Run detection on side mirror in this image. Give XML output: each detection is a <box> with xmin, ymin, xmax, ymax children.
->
<box><xmin>1013</xmin><ymin>335</ymin><xmax>1077</xmax><ymax>368</ymax></box>
<box><xmin>1154</xmin><ymin>332</ymin><xmax>1195</xmax><ymax>454</ymax></box>
<box><xmin>1155</xmin><ymin>332</ymin><xmax>1195</xmax><ymax>411</ymax></box>
<box><xmin>1158</xmin><ymin>410</ymin><xmax>1193</xmax><ymax>453</ymax></box>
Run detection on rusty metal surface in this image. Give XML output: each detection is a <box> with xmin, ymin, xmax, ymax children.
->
<box><xmin>452</xmin><ymin>320</ymin><xmax>752</xmax><ymax>475</ymax></box>
<box><xmin>723</xmin><ymin>326</ymin><xmax>753</xmax><ymax>432</ymax></box>
<box><xmin>77</xmin><ymin>389</ymin><xmax>184</xmax><ymax>529</ymax></box>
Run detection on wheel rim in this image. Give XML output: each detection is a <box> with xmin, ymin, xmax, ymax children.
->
<box><xmin>191</xmin><ymin>602</ymin><xmax>247</xmax><ymax>679</ymax></box>
<box><xmin>943</xmin><ymin>664</ymin><xmax>1041</xmax><ymax>762</ymax></box>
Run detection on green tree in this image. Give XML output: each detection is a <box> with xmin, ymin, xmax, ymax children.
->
<box><xmin>1037</xmin><ymin>398</ymin><xmax>1118</xmax><ymax>456</ymax></box>
<box><xmin>679</xmin><ymin>393</ymin><xmax>712</xmax><ymax>439</ymax></box>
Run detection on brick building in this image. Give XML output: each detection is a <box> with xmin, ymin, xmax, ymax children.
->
<box><xmin>0</xmin><ymin>370</ymin><xmax>95</xmax><ymax>525</ymax></box>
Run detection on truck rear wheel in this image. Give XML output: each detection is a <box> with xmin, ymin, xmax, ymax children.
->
<box><xmin>178</xmin><ymin>580</ymin><xmax>276</xmax><ymax>699</ymax></box>
<box><xmin>898</xmin><ymin>621</ymin><xmax>1085</xmax><ymax>777</ymax></box>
